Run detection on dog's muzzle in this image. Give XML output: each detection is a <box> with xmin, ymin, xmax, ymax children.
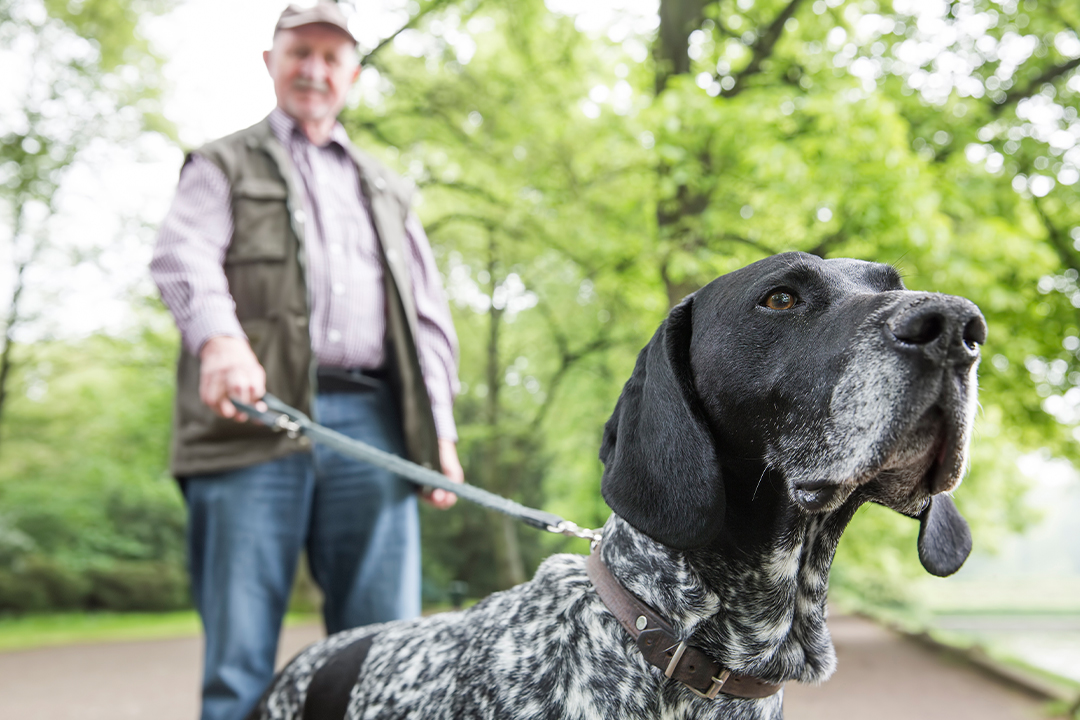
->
<box><xmin>886</xmin><ymin>295</ymin><xmax>986</xmax><ymax>368</ymax></box>
<box><xmin>790</xmin><ymin>292</ymin><xmax>986</xmax><ymax>513</ymax></box>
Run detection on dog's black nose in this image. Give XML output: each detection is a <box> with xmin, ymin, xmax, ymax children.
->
<box><xmin>888</xmin><ymin>296</ymin><xmax>986</xmax><ymax>365</ymax></box>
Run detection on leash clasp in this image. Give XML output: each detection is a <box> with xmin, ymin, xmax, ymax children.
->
<box><xmin>272</xmin><ymin>414</ymin><xmax>302</xmax><ymax>439</ymax></box>
<box><xmin>547</xmin><ymin>520</ymin><xmax>602</xmax><ymax>549</ymax></box>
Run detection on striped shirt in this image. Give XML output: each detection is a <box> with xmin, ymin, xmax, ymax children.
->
<box><xmin>151</xmin><ymin>108</ymin><xmax>459</xmax><ymax>440</ymax></box>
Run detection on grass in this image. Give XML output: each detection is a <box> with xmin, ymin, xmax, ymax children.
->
<box><xmin>0</xmin><ymin>611</ymin><xmax>320</xmax><ymax>653</ymax></box>
<box><xmin>0</xmin><ymin>601</ymin><xmax>471</xmax><ymax>653</ymax></box>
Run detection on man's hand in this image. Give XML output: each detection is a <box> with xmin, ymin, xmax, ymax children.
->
<box><xmin>423</xmin><ymin>438</ymin><xmax>464</xmax><ymax>510</ymax></box>
<box><xmin>199</xmin><ymin>335</ymin><xmax>267</xmax><ymax>421</ymax></box>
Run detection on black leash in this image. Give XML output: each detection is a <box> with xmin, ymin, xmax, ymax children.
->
<box><xmin>231</xmin><ymin>394</ymin><xmax>601</xmax><ymax>543</ymax></box>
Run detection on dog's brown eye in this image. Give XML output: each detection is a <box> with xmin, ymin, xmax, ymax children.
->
<box><xmin>764</xmin><ymin>291</ymin><xmax>797</xmax><ymax>310</ymax></box>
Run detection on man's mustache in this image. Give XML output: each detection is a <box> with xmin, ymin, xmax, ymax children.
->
<box><xmin>292</xmin><ymin>78</ymin><xmax>329</xmax><ymax>93</ymax></box>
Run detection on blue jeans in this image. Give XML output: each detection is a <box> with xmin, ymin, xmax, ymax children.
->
<box><xmin>182</xmin><ymin>388</ymin><xmax>420</xmax><ymax>720</ymax></box>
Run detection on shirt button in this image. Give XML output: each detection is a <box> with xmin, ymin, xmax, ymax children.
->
<box><xmin>386</xmin><ymin>249</ymin><xmax>398</xmax><ymax>263</ymax></box>
<box><xmin>294</xmin><ymin>210</ymin><xmax>307</xmax><ymax>224</ymax></box>
<box><xmin>328</xmin><ymin>329</ymin><xmax>341</xmax><ymax>342</ymax></box>
<box><xmin>332</xmin><ymin>283</ymin><xmax>345</xmax><ymax>296</ymax></box>
<box><xmin>373</xmin><ymin>177</ymin><xmax>387</xmax><ymax>190</ymax></box>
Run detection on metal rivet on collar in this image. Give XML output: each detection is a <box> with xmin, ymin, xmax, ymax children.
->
<box><xmin>635</xmin><ymin>615</ymin><xmax>647</xmax><ymax>630</ymax></box>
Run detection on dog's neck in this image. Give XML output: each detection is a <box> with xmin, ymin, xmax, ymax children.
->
<box><xmin>599</xmin><ymin>506</ymin><xmax>856</xmax><ymax>685</ymax></box>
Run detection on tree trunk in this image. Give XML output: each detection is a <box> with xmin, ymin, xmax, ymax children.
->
<box><xmin>482</xmin><ymin>234</ymin><xmax>526</xmax><ymax>587</ymax></box>
<box><xmin>654</xmin><ymin>0</ymin><xmax>712</xmax><ymax>306</ymax></box>
<box><xmin>0</xmin><ymin>209</ymin><xmax>33</xmax><ymax>456</ymax></box>
<box><xmin>654</xmin><ymin>0</ymin><xmax>708</xmax><ymax>93</ymax></box>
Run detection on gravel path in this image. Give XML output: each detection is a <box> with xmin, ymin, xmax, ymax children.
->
<box><xmin>0</xmin><ymin>614</ymin><xmax>1055</xmax><ymax>719</ymax></box>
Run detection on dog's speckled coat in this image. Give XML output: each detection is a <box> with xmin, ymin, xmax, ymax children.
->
<box><xmin>249</xmin><ymin>253</ymin><xmax>984</xmax><ymax>720</ymax></box>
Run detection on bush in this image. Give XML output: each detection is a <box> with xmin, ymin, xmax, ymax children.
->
<box><xmin>0</xmin><ymin>557</ymin><xmax>189</xmax><ymax>613</ymax></box>
<box><xmin>0</xmin><ymin>557</ymin><xmax>89</xmax><ymax>612</ymax></box>
<box><xmin>85</xmin><ymin>561</ymin><xmax>189</xmax><ymax>612</ymax></box>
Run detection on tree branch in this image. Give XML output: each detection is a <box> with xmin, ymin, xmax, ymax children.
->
<box><xmin>715</xmin><ymin>232</ymin><xmax>779</xmax><ymax>256</ymax></box>
<box><xmin>1031</xmin><ymin>195</ymin><xmax>1080</xmax><ymax>274</ymax></box>
<box><xmin>529</xmin><ymin>302</ymin><xmax>613</xmax><ymax>431</ymax></box>
<box><xmin>423</xmin><ymin>212</ymin><xmax>499</xmax><ymax>237</ymax></box>
<box><xmin>992</xmin><ymin>56</ymin><xmax>1080</xmax><ymax>115</ymax></box>
<box><xmin>358</xmin><ymin>0</ymin><xmax>458</xmax><ymax>67</ymax></box>
<box><xmin>418</xmin><ymin>179</ymin><xmax>506</xmax><ymax>206</ymax></box>
<box><xmin>346</xmin><ymin>119</ymin><xmax>403</xmax><ymax>151</ymax></box>
<box><xmin>724</xmin><ymin>0</ymin><xmax>806</xmax><ymax>98</ymax></box>
<box><xmin>806</xmin><ymin>230</ymin><xmax>847</xmax><ymax>258</ymax></box>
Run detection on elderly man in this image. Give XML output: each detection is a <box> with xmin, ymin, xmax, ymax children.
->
<box><xmin>151</xmin><ymin>3</ymin><xmax>462</xmax><ymax>719</ymax></box>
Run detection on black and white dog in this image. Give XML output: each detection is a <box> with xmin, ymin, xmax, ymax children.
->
<box><xmin>250</xmin><ymin>252</ymin><xmax>984</xmax><ymax>720</ymax></box>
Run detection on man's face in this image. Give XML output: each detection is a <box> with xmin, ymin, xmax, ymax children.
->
<box><xmin>264</xmin><ymin>24</ymin><xmax>359</xmax><ymax>128</ymax></box>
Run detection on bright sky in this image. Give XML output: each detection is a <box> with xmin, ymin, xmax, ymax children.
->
<box><xmin>145</xmin><ymin>0</ymin><xmax>284</xmax><ymax>149</ymax></box>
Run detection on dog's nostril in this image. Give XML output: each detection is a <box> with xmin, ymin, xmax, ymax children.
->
<box><xmin>892</xmin><ymin>311</ymin><xmax>945</xmax><ymax>345</ymax></box>
<box><xmin>962</xmin><ymin>316</ymin><xmax>987</xmax><ymax>350</ymax></box>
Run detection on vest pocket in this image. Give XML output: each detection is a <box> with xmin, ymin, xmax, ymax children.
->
<box><xmin>227</xmin><ymin>179</ymin><xmax>290</xmax><ymax>263</ymax></box>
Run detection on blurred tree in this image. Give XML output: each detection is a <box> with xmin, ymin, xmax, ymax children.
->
<box><xmin>0</xmin><ymin>0</ymin><xmax>179</xmax><ymax>611</ymax></box>
<box><xmin>0</xmin><ymin>0</ymin><xmax>171</xmax><ymax>451</ymax></box>
<box><xmin>0</xmin><ymin>325</ymin><xmax>186</xmax><ymax>611</ymax></box>
<box><xmin>341</xmin><ymin>0</ymin><xmax>1079</xmax><ymax>604</ymax></box>
<box><xmin>4</xmin><ymin>0</ymin><xmax>1078</xmax><ymax>613</ymax></box>
<box><xmin>344</xmin><ymin>0</ymin><xmax>656</xmax><ymax>590</ymax></box>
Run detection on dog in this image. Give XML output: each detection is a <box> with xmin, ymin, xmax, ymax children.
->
<box><xmin>248</xmin><ymin>252</ymin><xmax>984</xmax><ymax>720</ymax></box>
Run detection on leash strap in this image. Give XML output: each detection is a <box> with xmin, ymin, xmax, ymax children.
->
<box><xmin>231</xmin><ymin>394</ymin><xmax>601</xmax><ymax>541</ymax></box>
<box><xmin>586</xmin><ymin>544</ymin><xmax>782</xmax><ymax>700</ymax></box>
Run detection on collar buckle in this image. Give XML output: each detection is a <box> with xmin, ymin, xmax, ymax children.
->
<box><xmin>666</xmin><ymin>640</ymin><xmax>732</xmax><ymax>700</ymax></box>
<box><xmin>688</xmin><ymin>668</ymin><xmax>732</xmax><ymax>700</ymax></box>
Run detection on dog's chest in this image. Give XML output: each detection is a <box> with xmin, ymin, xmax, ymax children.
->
<box><xmin>346</xmin><ymin>554</ymin><xmax>784</xmax><ymax>720</ymax></box>
<box><xmin>697</xmin><ymin>518</ymin><xmax>839</xmax><ymax>684</ymax></box>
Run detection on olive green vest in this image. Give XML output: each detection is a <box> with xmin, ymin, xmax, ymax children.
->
<box><xmin>169</xmin><ymin>116</ymin><xmax>440</xmax><ymax>477</ymax></box>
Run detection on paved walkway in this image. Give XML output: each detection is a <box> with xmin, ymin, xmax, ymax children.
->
<box><xmin>0</xmin><ymin>614</ymin><xmax>1057</xmax><ymax>719</ymax></box>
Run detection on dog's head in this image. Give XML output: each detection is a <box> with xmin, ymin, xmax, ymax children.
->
<box><xmin>600</xmin><ymin>252</ymin><xmax>984</xmax><ymax>577</ymax></box>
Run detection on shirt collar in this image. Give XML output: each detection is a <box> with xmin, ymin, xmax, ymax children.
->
<box><xmin>268</xmin><ymin>107</ymin><xmax>349</xmax><ymax>150</ymax></box>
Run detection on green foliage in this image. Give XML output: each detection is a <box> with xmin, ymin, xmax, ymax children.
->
<box><xmin>0</xmin><ymin>0</ymin><xmax>173</xmax><ymax>214</ymax></box>
<box><xmin>0</xmin><ymin>0</ymin><xmax>180</xmax><ymax>612</ymax></box>
<box><xmin>344</xmin><ymin>0</ymin><xmax>1080</xmax><ymax>608</ymax></box>
<box><xmin>5</xmin><ymin>0</ymin><xmax>1080</xmax><ymax>615</ymax></box>
<box><xmin>345</xmin><ymin>0</ymin><xmax>666</xmax><ymax>590</ymax></box>
<box><xmin>0</xmin><ymin>329</ymin><xmax>187</xmax><ymax>611</ymax></box>
<box><xmin>41</xmin><ymin>0</ymin><xmax>171</xmax><ymax>71</ymax></box>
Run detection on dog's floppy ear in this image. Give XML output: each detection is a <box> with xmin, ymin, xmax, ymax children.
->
<box><xmin>600</xmin><ymin>296</ymin><xmax>724</xmax><ymax>550</ymax></box>
<box><xmin>916</xmin><ymin>494</ymin><xmax>972</xmax><ymax>577</ymax></box>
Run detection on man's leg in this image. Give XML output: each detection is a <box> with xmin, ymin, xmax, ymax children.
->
<box><xmin>184</xmin><ymin>453</ymin><xmax>314</xmax><ymax>720</ymax></box>
<box><xmin>307</xmin><ymin>386</ymin><xmax>421</xmax><ymax>634</ymax></box>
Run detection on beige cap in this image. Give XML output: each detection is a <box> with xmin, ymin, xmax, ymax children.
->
<box><xmin>275</xmin><ymin>2</ymin><xmax>357</xmax><ymax>44</ymax></box>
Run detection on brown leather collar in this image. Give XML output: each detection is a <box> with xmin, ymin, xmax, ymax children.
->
<box><xmin>586</xmin><ymin>545</ymin><xmax>783</xmax><ymax>700</ymax></box>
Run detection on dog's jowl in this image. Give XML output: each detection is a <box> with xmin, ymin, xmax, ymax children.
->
<box><xmin>251</xmin><ymin>252</ymin><xmax>984</xmax><ymax>720</ymax></box>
